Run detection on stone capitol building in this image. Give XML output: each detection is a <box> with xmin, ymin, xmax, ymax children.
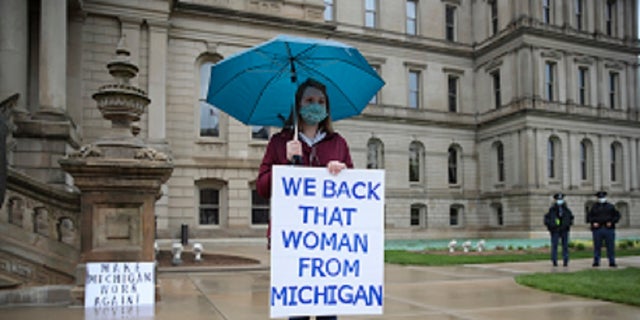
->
<box><xmin>0</xmin><ymin>0</ymin><xmax>639</xmax><ymax>288</ymax></box>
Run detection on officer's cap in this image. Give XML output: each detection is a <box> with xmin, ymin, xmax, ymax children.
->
<box><xmin>595</xmin><ymin>191</ymin><xmax>607</xmax><ymax>198</ymax></box>
<box><xmin>552</xmin><ymin>193</ymin><xmax>565</xmax><ymax>200</ymax></box>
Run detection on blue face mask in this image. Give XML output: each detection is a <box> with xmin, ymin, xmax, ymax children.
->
<box><xmin>556</xmin><ymin>200</ymin><xmax>564</xmax><ymax>205</ymax></box>
<box><xmin>299</xmin><ymin>103</ymin><xmax>327</xmax><ymax>125</ymax></box>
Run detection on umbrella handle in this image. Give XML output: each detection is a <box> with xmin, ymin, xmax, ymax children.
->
<box><xmin>292</xmin><ymin>124</ymin><xmax>301</xmax><ymax>164</ymax></box>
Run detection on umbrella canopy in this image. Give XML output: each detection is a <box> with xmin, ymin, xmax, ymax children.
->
<box><xmin>206</xmin><ymin>34</ymin><xmax>384</xmax><ymax>127</ymax></box>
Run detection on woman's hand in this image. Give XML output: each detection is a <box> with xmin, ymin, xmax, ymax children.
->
<box><xmin>286</xmin><ymin>140</ymin><xmax>302</xmax><ymax>162</ymax></box>
<box><xmin>327</xmin><ymin>160</ymin><xmax>347</xmax><ymax>175</ymax></box>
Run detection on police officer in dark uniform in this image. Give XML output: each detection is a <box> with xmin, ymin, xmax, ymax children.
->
<box><xmin>587</xmin><ymin>191</ymin><xmax>621</xmax><ymax>267</ymax></box>
<box><xmin>544</xmin><ymin>193</ymin><xmax>574</xmax><ymax>267</ymax></box>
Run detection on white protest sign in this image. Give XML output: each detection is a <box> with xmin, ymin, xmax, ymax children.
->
<box><xmin>270</xmin><ymin>166</ymin><xmax>385</xmax><ymax>318</ymax></box>
<box><xmin>85</xmin><ymin>262</ymin><xmax>155</xmax><ymax>309</ymax></box>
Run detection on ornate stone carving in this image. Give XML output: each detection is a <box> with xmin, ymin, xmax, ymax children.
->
<box><xmin>135</xmin><ymin>147</ymin><xmax>170</xmax><ymax>162</ymax></box>
<box><xmin>91</xmin><ymin>36</ymin><xmax>150</xmax><ymax>146</ymax></box>
<box><xmin>69</xmin><ymin>144</ymin><xmax>103</xmax><ymax>158</ymax></box>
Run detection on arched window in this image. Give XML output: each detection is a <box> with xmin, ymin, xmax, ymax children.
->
<box><xmin>448</xmin><ymin>145</ymin><xmax>462</xmax><ymax>185</ymax></box>
<box><xmin>547</xmin><ymin>137</ymin><xmax>561</xmax><ymax>180</ymax></box>
<box><xmin>579</xmin><ymin>139</ymin><xmax>593</xmax><ymax>182</ymax></box>
<box><xmin>409</xmin><ymin>141</ymin><xmax>424</xmax><ymax>183</ymax></box>
<box><xmin>199</xmin><ymin>60</ymin><xmax>220</xmax><ymax>138</ymax></box>
<box><xmin>367</xmin><ymin>138</ymin><xmax>384</xmax><ymax>169</ymax></box>
<box><xmin>494</xmin><ymin>141</ymin><xmax>505</xmax><ymax>182</ymax></box>
<box><xmin>448</xmin><ymin>147</ymin><xmax>457</xmax><ymax>184</ymax></box>
<box><xmin>610</xmin><ymin>142</ymin><xmax>623</xmax><ymax>183</ymax></box>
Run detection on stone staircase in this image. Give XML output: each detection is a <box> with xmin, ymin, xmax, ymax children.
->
<box><xmin>0</xmin><ymin>169</ymin><xmax>80</xmax><ymax>305</ymax></box>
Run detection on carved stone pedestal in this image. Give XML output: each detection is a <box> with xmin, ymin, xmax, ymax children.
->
<box><xmin>59</xmin><ymin>38</ymin><xmax>173</xmax><ymax>305</ymax></box>
<box><xmin>61</xmin><ymin>156</ymin><xmax>172</xmax><ymax>304</ymax></box>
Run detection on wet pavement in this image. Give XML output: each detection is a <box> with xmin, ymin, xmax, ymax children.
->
<box><xmin>2</xmin><ymin>240</ymin><xmax>640</xmax><ymax>320</ymax></box>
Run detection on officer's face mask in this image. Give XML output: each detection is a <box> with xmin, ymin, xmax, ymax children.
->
<box><xmin>598</xmin><ymin>198</ymin><xmax>607</xmax><ymax>203</ymax></box>
<box><xmin>556</xmin><ymin>200</ymin><xmax>564</xmax><ymax>205</ymax></box>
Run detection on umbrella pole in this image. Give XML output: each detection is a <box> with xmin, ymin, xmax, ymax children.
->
<box><xmin>292</xmin><ymin>99</ymin><xmax>302</xmax><ymax>164</ymax></box>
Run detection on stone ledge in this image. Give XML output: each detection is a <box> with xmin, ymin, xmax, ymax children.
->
<box><xmin>0</xmin><ymin>285</ymin><xmax>73</xmax><ymax>307</ymax></box>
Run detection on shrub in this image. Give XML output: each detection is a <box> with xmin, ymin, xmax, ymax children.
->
<box><xmin>576</xmin><ymin>243</ymin><xmax>586</xmax><ymax>251</ymax></box>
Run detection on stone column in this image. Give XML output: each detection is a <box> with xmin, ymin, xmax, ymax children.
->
<box><xmin>594</xmin><ymin>1</ymin><xmax>602</xmax><ymax>36</ymax></box>
<box><xmin>565</xmin><ymin>53</ymin><xmax>574</xmax><ymax>104</ymax></box>
<box><xmin>11</xmin><ymin>0</ymin><xmax>79</xmax><ymax>188</ymax></box>
<box><xmin>0</xmin><ymin>0</ymin><xmax>29</xmax><ymax>118</ymax></box>
<box><xmin>523</xmin><ymin>127</ymin><xmax>538</xmax><ymax>189</ymax></box>
<box><xmin>147</xmin><ymin>21</ymin><xmax>170</xmax><ymax>239</ymax></box>
<box><xmin>517</xmin><ymin>47</ymin><xmax>533</xmax><ymax>100</ymax></box>
<box><xmin>147</xmin><ymin>22</ymin><xmax>168</xmax><ymax>146</ymax></box>
<box><xmin>531</xmin><ymin>47</ymin><xmax>540</xmax><ymax>101</ymax></box>
<box><xmin>36</xmin><ymin>0</ymin><xmax>67</xmax><ymax>118</ymax></box>
<box><xmin>626</xmin><ymin>63</ymin><xmax>634</xmax><ymax>111</ymax></box>
<box><xmin>633</xmin><ymin>138</ymin><xmax>640</xmax><ymax>191</ymax></box>
<box><xmin>595</xmin><ymin>134</ymin><xmax>605</xmax><ymax>190</ymax></box>
<box><xmin>596</xmin><ymin>57</ymin><xmax>604</xmax><ymax>108</ymax></box>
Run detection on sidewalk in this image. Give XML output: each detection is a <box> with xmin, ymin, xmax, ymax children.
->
<box><xmin>2</xmin><ymin>241</ymin><xmax>640</xmax><ymax>320</ymax></box>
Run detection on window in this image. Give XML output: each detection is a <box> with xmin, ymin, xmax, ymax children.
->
<box><xmin>365</xmin><ymin>0</ymin><xmax>377</xmax><ymax>28</ymax></box>
<box><xmin>609</xmin><ymin>72</ymin><xmax>619</xmax><ymax>109</ymax></box>
<box><xmin>251</xmin><ymin>189</ymin><xmax>269</xmax><ymax>225</ymax></box>
<box><xmin>543</xmin><ymin>0</ymin><xmax>551</xmax><ymax>24</ymax></box>
<box><xmin>367</xmin><ymin>138</ymin><xmax>384</xmax><ymax>169</ymax></box>
<box><xmin>492</xmin><ymin>203</ymin><xmax>504</xmax><ymax>226</ymax></box>
<box><xmin>545</xmin><ymin>62</ymin><xmax>556</xmax><ymax>101</ymax></box>
<box><xmin>492</xmin><ymin>71</ymin><xmax>501</xmax><ymax>109</ymax></box>
<box><xmin>369</xmin><ymin>65</ymin><xmax>381</xmax><ymax>104</ymax></box>
<box><xmin>449</xmin><ymin>205</ymin><xmax>462</xmax><ymax>226</ymax></box>
<box><xmin>490</xmin><ymin>0</ymin><xmax>498</xmax><ymax>35</ymax></box>
<box><xmin>547</xmin><ymin>138</ymin><xmax>561</xmax><ymax>179</ymax></box>
<box><xmin>410</xmin><ymin>206</ymin><xmax>420</xmax><ymax>226</ymax></box>
<box><xmin>606</xmin><ymin>1</ymin><xmax>616</xmax><ymax>36</ymax></box>
<box><xmin>408</xmin><ymin>70</ymin><xmax>420</xmax><ymax>108</ymax></box>
<box><xmin>448</xmin><ymin>146</ymin><xmax>458</xmax><ymax>184</ymax></box>
<box><xmin>610</xmin><ymin>142</ymin><xmax>622</xmax><ymax>183</ymax></box>
<box><xmin>409</xmin><ymin>141</ymin><xmax>423</xmax><ymax>183</ymax></box>
<box><xmin>448</xmin><ymin>75</ymin><xmax>458</xmax><ymax>112</ymax></box>
<box><xmin>199</xmin><ymin>62</ymin><xmax>220</xmax><ymax>137</ymax></box>
<box><xmin>578</xmin><ymin>67</ymin><xmax>589</xmax><ymax>105</ymax></box>
<box><xmin>406</xmin><ymin>0</ymin><xmax>417</xmax><ymax>35</ymax></box>
<box><xmin>410</xmin><ymin>204</ymin><xmax>426</xmax><ymax>227</ymax></box>
<box><xmin>199</xmin><ymin>188</ymin><xmax>220</xmax><ymax>225</ymax></box>
<box><xmin>496</xmin><ymin>142</ymin><xmax>505</xmax><ymax>182</ymax></box>
<box><xmin>445</xmin><ymin>5</ymin><xmax>456</xmax><ymax>41</ymax></box>
<box><xmin>579</xmin><ymin>139</ymin><xmax>592</xmax><ymax>181</ymax></box>
<box><xmin>251</xmin><ymin>126</ymin><xmax>269</xmax><ymax>140</ymax></box>
<box><xmin>496</xmin><ymin>205</ymin><xmax>503</xmax><ymax>226</ymax></box>
<box><xmin>575</xmin><ymin>0</ymin><xmax>584</xmax><ymax>31</ymax></box>
<box><xmin>324</xmin><ymin>0</ymin><xmax>334</xmax><ymax>21</ymax></box>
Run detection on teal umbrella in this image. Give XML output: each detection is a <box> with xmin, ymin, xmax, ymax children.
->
<box><xmin>206</xmin><ymin>34</ymin><xmax>384</xmax><ymax>128</ymax></box>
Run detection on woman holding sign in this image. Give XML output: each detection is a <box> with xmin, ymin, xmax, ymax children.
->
<box><xmin>257</xmin><ymin>78</ymin><xmax>353</xmax><ymax>320</ymax></box>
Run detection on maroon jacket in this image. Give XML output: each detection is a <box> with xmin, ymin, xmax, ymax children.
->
<box><xmin>257</xmin><ymin>129</ymin><xmax>353</xmax><ymax>249</ymax></box>
<box><xmin>256</xmin><ymin>129</ymin><xmax>353</xmax><ymax>199</ymax></box>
